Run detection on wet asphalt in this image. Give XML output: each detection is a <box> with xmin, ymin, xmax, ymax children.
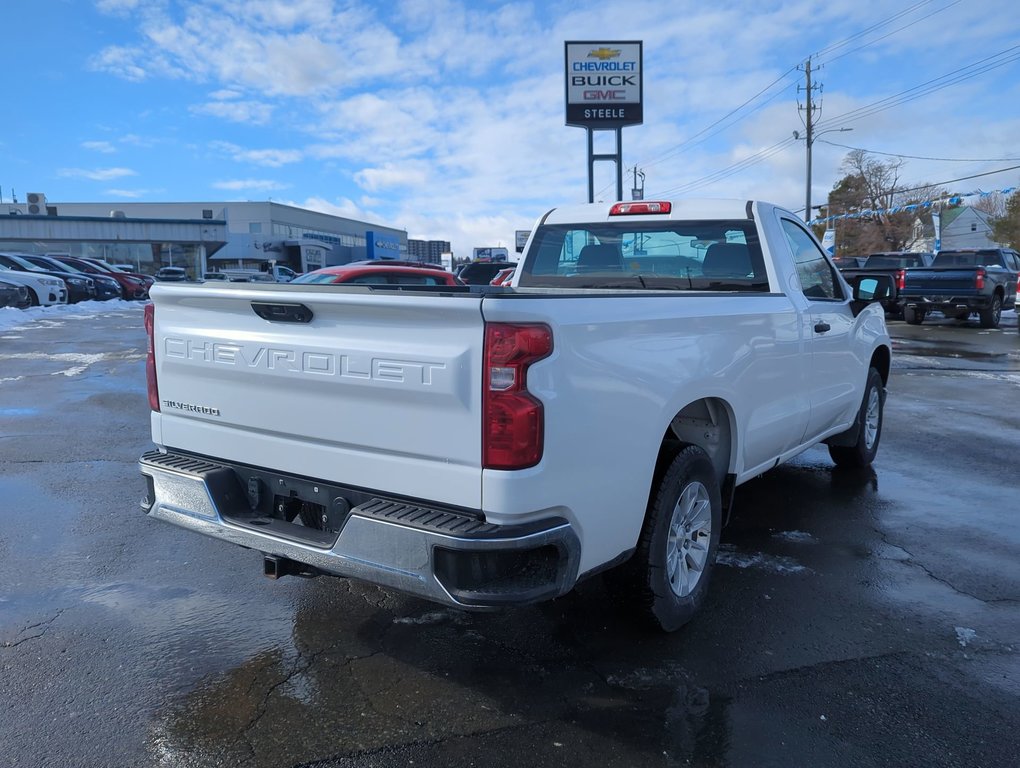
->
<box><xmin>1</xmin><ymin>304</ymin><xmax>1018</xmax><ymax>768</ymax></box>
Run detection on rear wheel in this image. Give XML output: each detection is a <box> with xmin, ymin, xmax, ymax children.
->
<box><xmin>610</xmin><ymin>445</ymin><xmax>721</xmax><ymax>632</ymax></box>
<box><xmin>978</xmin><ymin>295</ymin><xmax>1002</xmax><ymax>329</ymax></box>
<box><xmin>829</xmin><ymin>367</ymin><xmax>884</xmax><ymax>468</ymax></box>
<box><xmin>904</xmin><ymin>306</ymin><xmax>925</xmax><ymax>325</ymax></box>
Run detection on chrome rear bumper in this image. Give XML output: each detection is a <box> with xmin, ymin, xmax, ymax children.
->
<box><xmin>139</xmin><ymin>449</ymin><xmax>580</xmax><ymax>608</ymax></box>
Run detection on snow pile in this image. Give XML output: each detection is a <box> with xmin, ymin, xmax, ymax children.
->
<box><xmin>0</xmin><ymin>299</ymin><xmax>145</xmax><ymax>334</ymax></box>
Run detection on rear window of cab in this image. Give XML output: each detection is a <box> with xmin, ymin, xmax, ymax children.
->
<box><xmin>518</xmin><ymin>219</ymin><xmax>768</xmax><ymax>291</ymax></box>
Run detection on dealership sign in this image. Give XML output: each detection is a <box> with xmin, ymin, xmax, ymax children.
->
<box><xmin>565</xmin><ymin>41</ymin><xmax>643</xmax><ymax>128</ymax></box>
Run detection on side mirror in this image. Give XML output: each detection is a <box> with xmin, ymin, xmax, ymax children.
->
<box><xmin>849</xmin><ymin>274</ymin><xmax>894</xmax><ymax>301</ymax></box>
<box><xmin>848</xmin><ymin>274</ymin><xmax>895</xmax><ymax>317</ymax></box>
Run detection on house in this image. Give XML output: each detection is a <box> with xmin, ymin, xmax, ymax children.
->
<box><xmin>913</xmin><ymin>204</ymin><xmax>1002</xmax><ymax>252</ymax></box>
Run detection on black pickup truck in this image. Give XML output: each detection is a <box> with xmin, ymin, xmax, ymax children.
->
<box><xmin>898</xmin><ymin>248</ymin><xmax>1020</xmax><ymax>328</ymax></box>
<box><xmin>838</xmin><ymin>252</ymin><xmax>934</xmax><ymax>317</ymax></box>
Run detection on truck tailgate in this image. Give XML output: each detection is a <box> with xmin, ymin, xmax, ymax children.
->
<box><xmin>903</xmin><ymin>269</ymin><xmax>977</xmax><ymax>294</ymax></box>
<box><xmin>150</xmin><ymin>285</ymin><xmax>485</xmax><ymax>509</ymax></box>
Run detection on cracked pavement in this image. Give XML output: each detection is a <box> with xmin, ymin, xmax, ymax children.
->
<box><xmin>0</xmin><ymin>306</ymin><xmax>1018</xmax><ymax>767</ymax></box>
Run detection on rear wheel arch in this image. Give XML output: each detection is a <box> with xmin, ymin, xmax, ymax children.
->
<box><xmin>639</xmin><ymin>398</ymin><xmax>734</xmax><ymax>539</ymax></box>
<box><xmin>870</xmin><ymin>345</ymin><xmax>891</xmax><ymax>386</ymax></box>
<box><xmin>665</xmin><ymin>397</ymin><xmax>733</xmax><ymax>484</ymax></box>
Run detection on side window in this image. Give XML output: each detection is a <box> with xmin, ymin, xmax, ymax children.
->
<box><xmin>347</xmin><ymin>273</ymin><xmax>391</xmax><ymax>285</ymax></box>
<box><xmin>780</xmin><ymin>218</ymin><xmax>843</xmax><ymax>300</ymax></box>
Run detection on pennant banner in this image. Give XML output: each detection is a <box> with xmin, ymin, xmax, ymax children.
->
<box><xmin>808</xmin><ymin>186</ymin><xmax>1018</xmax><ymax>225</ymax></box>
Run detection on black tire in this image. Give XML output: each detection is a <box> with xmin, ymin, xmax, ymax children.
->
<box><xmin>27</xmin><ymin>288</ymin><xmax>40</xmax><ymax>307</ymax></box>
<box><xmin>978</xmin><ymin>295</ymin><xmax>1002</xmax><ymax>329</ymax></box>
<box><xmin>610</xmin><ymin>445</ymin><xmax>721</xmax><ymax>632</ymax></box>
<box><xmin>904</xmin><ymin>306</ymin><xmax>925</xmax><ymax>325</ymax></box>
<box><xmin>828</xmin><ymin>367</ymin><xmax>885</xmax><ymax>468</ymax></box>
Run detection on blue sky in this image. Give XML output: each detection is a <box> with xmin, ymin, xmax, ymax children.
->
<box><xmin>3</xmin><ymin>0</ymin><xmax>1019</xmax><ymax>258</ymax></box>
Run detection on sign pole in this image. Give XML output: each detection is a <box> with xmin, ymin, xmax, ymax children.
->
<box><xmin>566</xmin><ymin>41</ymin><xmax>643</xmax><ymax>204</ymax></box>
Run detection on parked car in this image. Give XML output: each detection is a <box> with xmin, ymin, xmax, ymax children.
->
<box><xmin>490</xmin><ymin>267</ymin><xmax>516</xmax><ymax>286</ymax></box>
<box><xmin>345</xmin><ymin>260</ymin><xmax>447</xmax><ymax>271</ymax></box>
<box><xmin>0</xmin><ymin>264</ymin><xmax>68</xmax><ymax>306</ymax></box>
<box><xmin>19</xmin><ymin>255</ymin><xmax>122</xmax><ymax>301</ymax></box>
<box><xmin>0</xmin><ymin>278</ymin><xmax>31</xmax><ymax>309</ymax></box>
<box><xmin>0</xmin><ymin>252</ymin><xmax>95</xmax><ymax>303</ymax></box>
<box><xmin>210</xmin><ymin>266</ymin><xmax>299</xmax><ymax>282</ymax></box>
<box><xmin>292</xmin><ymin>264</ymin><xmax>465</xmax><ymax>286</ymax></box>
<box><xmin>155</xmin><ymin>267</ymin><xmax>189</xmax><ymax>282</ymax></box>
<box><xmin>202</xmin><ymin>272</ymin><xmax>231</xmax><ymax>281</ymax></box>
<box><xmin>51</xmin><ymin>256</ymin><xmax>151</xmax><ymax>300</ymax></box>
<box><xmin>456</xmin><ymin>261</ymin><xmax>516</xmax><ymax>285</ymax></box>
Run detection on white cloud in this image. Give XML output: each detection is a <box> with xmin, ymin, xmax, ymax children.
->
<box><xmin>90</xmin><ymin>3</ymin><xmax>406</xmax><ymax>97</ymax></box>
<box><xmin>212</xmin><ymin>179</ymin><xmax>290</xmax><ymax>192</ymax></box>
<box><xmin>106</xmin><ymin>188</ymin><xmax>164</xmax><ymax>198</ymax></box>
<box><xmin>210</xmin><ymin>141</ymin><xmax>302</xmax><ymax>167</ymax></box>
<box><xmin>58</xmin><ymin>167</ymin><xmax>137</xmax><ymax>181</ymax></box>
<box><xmin>209</xmin><ymin>88</ymin><xmax>245</xmax><ymax>100</ymax></box>
<box><xmin>88</xmin><ymin>45</ymin><xmax>149</xmax><ymax>81</ymax></box>
<box><xmin>354</xmin><ymin>163</ymin><xmax>429</xmax><ymax>192</ymax></box>
<box><xmin>82</xmin><ymin>141</ymin><xmax>116</xmax><ymax>154</ymax></box>
<box><xmin>190</xmin><ymin>100</ymin><xmax>275</xmax><ymax>125</ymax></box>
<box><xmin>95</xmin><ymin>0</ymin><xmax>143</xmax><ymax>15</ymax></box>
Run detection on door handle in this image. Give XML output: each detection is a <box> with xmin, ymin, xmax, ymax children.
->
<box><xmin>814</xmin><ymin>322</ymin><xmax>831</xmax><ymax>334</ymax></box>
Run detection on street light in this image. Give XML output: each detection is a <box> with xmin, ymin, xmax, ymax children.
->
<box><xmin>794</xmin><ymin>127</ymin><xmax>853</xmax><ymax>223</ymax></box>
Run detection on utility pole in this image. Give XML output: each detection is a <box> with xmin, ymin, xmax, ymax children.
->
<box><xmin>798</xmin><ymin>58</ymin><xmax>820</xmax><ymax>223</ymax></box>
<box><xmin>631</xmin><ymin>167</ymin><xmax>645</xmax><ymax>200</ymax></box>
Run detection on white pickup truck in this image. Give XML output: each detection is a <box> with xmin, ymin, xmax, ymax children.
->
<box><xmin>140</xmin><ymin>199</ymin><xmax>893</xmax><ymax>631</ymax></box>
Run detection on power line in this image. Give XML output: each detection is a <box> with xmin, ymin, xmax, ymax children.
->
<box><xmin>811</xmin><ymin>0</ymin><xmax>937</xmax><ymax>59</ymax></box>
<box><xmin>816</xmin><ymin>1</ymin><xmax>961</xmax><ymax>67</ymax></box>
<box><xmin>610</xmin><ymin>1</ymin><xmax>963</xmax><ymax>199</ymax></box>
<box><xmin>640</xmin><ymin>69</ymin><xmax>799</xmax><ymax>171</ymax></box>
<box><xmin>815</xmin><ymin>45</ymin><xmax>1020</xmax><ymax>131</ymax></box>
<box><xmin>815</xmin><ymin>139</ymin><xmax>1020</xmax><ymax>163</ymax></box>
<box><xmin>891</xmin><ymin>164</ymin><xmax>1020</xmax><ymax>195</ymax></box>
<box><xmin>650</xmin><ymin>137</ymin><xmax>799</xmax><ymax>197</ymax></box>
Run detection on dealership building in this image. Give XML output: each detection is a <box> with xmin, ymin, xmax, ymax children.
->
<box><xmin>0</xmin><ymin>195</ymin><xmax>409</xmax><ymax>278</ymax></box>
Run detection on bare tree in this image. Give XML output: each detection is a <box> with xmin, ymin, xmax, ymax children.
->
<box><xmin>825</xmin><ymin>151</ymin><xmax>947</xmax><ymax>255</ymax></box>
<box><xmin>970</xmin><ymin>192</ymin><xmax>1008</xmax><ymax>219</ymax></box>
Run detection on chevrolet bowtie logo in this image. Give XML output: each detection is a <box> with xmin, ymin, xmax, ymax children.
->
<box><xmin>587</xmin><ymin>47</ymin><xmax>621</xmax><ymax>61</ymax></box>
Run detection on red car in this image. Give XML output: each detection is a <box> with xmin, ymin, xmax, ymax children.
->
<box><xmin>51</xmin><ymin>256</ymin><xmax>152</xmax><ymax>300</ymax></box>
<box><xmin>490</xmin><ymin>267</ymin><xmax>516</xmax><ymax>286</ymax></box>
<box><xmin>292</xmin><ymin>264</ymin><xmax>464</xmax><ymax>287</ymax></box>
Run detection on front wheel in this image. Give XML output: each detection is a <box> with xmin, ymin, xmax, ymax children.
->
<box><xmin>610</xmin><ymin>445</ymin><xmax>721</xmax><ymax>632</ymax></box>
<box><xmin>978</xmin><ymin>295</ymin><xmax>1002</xmax><ymax>329</ymax></box>
<box><xmin>829</xmin><ymin>367</ymin><xmax>885</xmax><ymax>468</ymax></box>
<box><xmin>904</xmin><ymin>306</ymin><xmax>925</xmax><ymax>325</ymax></box>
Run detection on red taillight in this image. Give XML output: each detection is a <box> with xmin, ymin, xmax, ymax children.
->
<box><xmin>896</xmin><ymin>269</ymin><xmax>906</xmax><ymax>291</ymax></box>
<box><xmin>144</xmin><ymin>303</ymin><xmax>160</xmax><ymax>412</ymax></box>
<box><xmin>975</xmin><ymin>268</ymin><xmax>985</xmax><ymax>290</ymax></box>
<box><xmin>482</xmin><ymin>323</ymin><xmax>552</xmax><ymax>470</ymax></box>
<box><xmin>609</xmin><ymin>201</ymin><xmax>672</xmax><ymax>216</ymax></box>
